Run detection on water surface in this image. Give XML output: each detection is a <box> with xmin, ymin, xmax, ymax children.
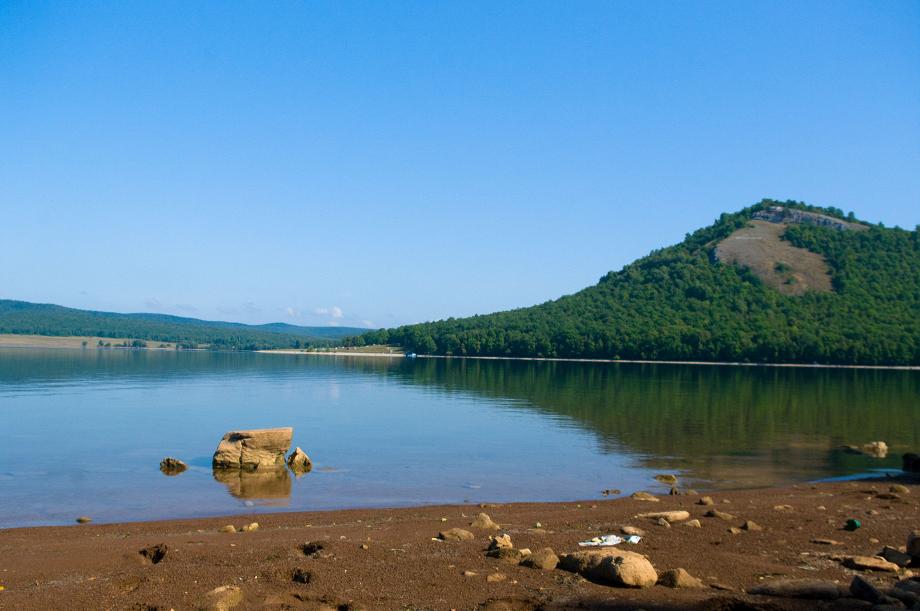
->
<box><xmin>0</xmin><ymin>348</ymin><xmax>916</xmax><ymax>527</ymax></box>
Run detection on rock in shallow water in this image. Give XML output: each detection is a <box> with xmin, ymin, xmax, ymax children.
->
<box><xmin>212</xmin><ymin>427</ymin><xmax>292</xmax><ymax>470</ymax></box>
<box><xmin>286</xmin><ymin>447</ymin><xmax>312</xmax><ymax>475</ymax></box>
<box><xmin>159</xmin><ymin>457</ymin><xmax>187</xmax><ymax>475</ymax></box>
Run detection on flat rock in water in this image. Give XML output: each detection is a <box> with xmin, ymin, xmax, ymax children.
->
<box><xmin>843</xmin><ymin>555</ymin><xmax>900</xmax><ymax>572</ymax></box>
<box><xmin>439</xmin><ymin>528</ymin><xmax>474</xmax><ymax>541</ymax></box>
<box><xmin>630</xmin><ymin>491</ymin><xmax>659</xmax><ymax>502</ymax></box>
<box><xmin>521</xmin><ymin>547</ymin><xmax>559</xmax><ymax>570</ymax></box>
<box><xmin>159</xmin><ymin>457</ymin><xmax>187</xmax><ymax>475</ymax></box>
<box><xmin>560</xmin><ymin>549</ymin><xmax>657</xmax><ymax>588</ymax></box>
<box><xmin>636</xmin><ymin>510</ymin><xmax>690</xmax><ymax>522</ymax></box>
<box><xmin>654</xmin><ymin>474</ymin><xmax>678</xmax><ymax>485</ymax></box>
<box><xmin>749</xmin><ymin>579</ymin><xmax>843</xmax><ymax>600</ymax></box>
<box><xmin>212</xmin><ymin>428</ymin><xmax>292</xmax><ymax>470</ymax></box>
<box><xmin>203</xmin><ymin>585</ymin><xmax>244</xmax><ymax>611</ymax></box>
<box><xmin>470</xmin><ymin>512</ymin><xmax>500</xmax><ymax>530</ymax></box>
<box><xmin>75</xmin><ymin>516</ymin><xmax>92</xmax><ymax>524</ymax></box>
<box><xmin>658</xmin><ymin>568</ymin><xmax>704</xmax><ymax>588</ymax></box>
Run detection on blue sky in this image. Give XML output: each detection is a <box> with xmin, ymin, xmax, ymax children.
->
<box><xmin>1</xmin><ymin>1</ymin><xmax>918</xmax><ymax>328</ymax></box>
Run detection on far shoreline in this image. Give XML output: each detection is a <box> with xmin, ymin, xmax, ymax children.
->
<box><xmin>260</xmin><ymin>348</ymin><xmax>920</xmax><ymax>371</ymax></box>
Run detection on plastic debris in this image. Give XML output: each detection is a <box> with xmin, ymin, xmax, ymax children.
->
<box><xmin>578</xmin><ymin>534</ymin><xmax>641</xmax><ymax>547</ymax></box>
<box><xmin>844</xmin><ymin>519</ymin><xmax>861</xmax><ymax>531</ymax></box>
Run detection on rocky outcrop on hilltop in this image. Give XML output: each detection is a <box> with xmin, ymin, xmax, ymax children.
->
<box><xmin>752</xmin><ymin>205</ymin><xmax>864</xmax><ymax>231</ymax></box>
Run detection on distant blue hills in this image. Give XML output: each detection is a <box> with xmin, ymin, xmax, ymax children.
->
<box><xmin>0</xmin><ymin>299</ymin><xmax>366</xmax><ymax>350</ymax></box>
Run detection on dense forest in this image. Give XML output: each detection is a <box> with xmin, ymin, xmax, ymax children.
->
<box><xmin>356</xmin><ymin>200</ymin><xmax>920</xmax><ymax>365</ymax></box>
<box><xmin>0</xmin><ymin>300</ymin><xmax>364</xmax><ymax>351</ymax></box>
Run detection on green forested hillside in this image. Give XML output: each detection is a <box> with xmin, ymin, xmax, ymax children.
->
<box><xmin>0</xmin><ymin>301</ymin><xmax>364</xmax><ymax>350</ymax></box>
<box><xmin>358</xmin><ymin>200</ymin><xmax>920</xmax><ymax>365</ymax></box>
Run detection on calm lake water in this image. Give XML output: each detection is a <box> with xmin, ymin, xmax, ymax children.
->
<box><xmin>0</xmin><ymin>347</ymin><xmax>917</xmax><ymax>527</ymax></box>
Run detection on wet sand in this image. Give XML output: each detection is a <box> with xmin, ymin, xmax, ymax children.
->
<box><xmin>0</xmin><ymin>478</ymin><xmax>917</xmax><ymax>610</ymax></box>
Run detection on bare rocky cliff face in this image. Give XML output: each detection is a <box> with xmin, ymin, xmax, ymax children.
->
<box><xmin>752</xmin><ymin>206</ymin><xmax>864</xmax><ymax>231</ymax></box>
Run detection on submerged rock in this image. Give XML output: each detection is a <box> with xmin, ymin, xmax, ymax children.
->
<box><xmin>212</xmin><ymin>428</ymin><xmax>292</xmax><ymax>470</ymax></box>
<box><xmin>286</xmin><ymin>447</ymin><xmax>312</xmax><ymax>475</ymax></box>
<box><xmin>159</xmin><ymin>457</ymin><xmax>187</xmax><ymax>475</ymax></box>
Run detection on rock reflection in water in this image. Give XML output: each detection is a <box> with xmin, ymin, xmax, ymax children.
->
<box><xmin>212</xmin><ymin>468</ymin><xmax>292</xmax><ymax>504</ymax></box>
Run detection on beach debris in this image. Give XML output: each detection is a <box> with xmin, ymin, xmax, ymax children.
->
<box><xmin>578</xmin><ymin>534</ymin><xmax>641</xmax><ymax>547</ymax></box>
<box><xmin>704</xmin><ymin>509</ymin><xmax>735</xmax><ymax>521</ymax></box>
<box><xmin>241</xmin><ymin>522</ymin><xmax>259</xmax><ymax>532</ymax></box>
<box><xmin>286</xmin><ymin>447</ymin><xmax>312</xmax><ymax>475</ymax></box>
<box><xmin>748</xmin><ymin>578</ymin><xmax>843</xmax><ymax>600</ymax></box>
<box><xmin>521</xmin><ymin>547</ymin><xmax>559</xmax><ymax>570</ymax></box>
<box><xmin>654</xmin><ymin>474</ymin><xmax>678</xmax><ymax>485</ymax></box>
<box><xmin>681</xmin><ymin>519</ymin><xmax>702</xmax><ymax>528</ymax></box>
<box><xmin>842</xmin><ymin>555</ymin><xmax>900</xmax><ymax>572</ymax></box>
<box><xmin>908</xmin><ymin>530</ymin><xmax>920</xmax><ymax>558</ymax></box>
<box><xmin>202</xmin><ymin>584</ymin><xmax>243</xmax><ymax>611</ymax></box>
<box><xmin>159</xmin><ymin>457</ymin><xmax>187</xmax><ymax>475</ymax></box>
<box><xmin>844</xmin><ymin>518</ymin><xmax>862</xmax><ymax>531</ymax></box>
<box><xmin>439</xmin><ymin>528</ymin><xmax>474</xmax><ymax>541</ymax></box>
<box><xmin>620</xmin><ymin>526</ymin><xmax>645</xmax><ymax>536</ymax></box>
<box><xmin>697</xmin><ymin>496</ymin><xmax>715</xmax><ymax>506</ymax></box>
<box><xmin>601</xmin><ymin>488</ymin><xmax>621</xmax><ymax>496</ymax></box>
<box><xmin>138</xmin><ymin>544</ymin><xmax>168</xmax><ymax>565</ymax></box>
<box><xmin>487</xmin><ymin>534</ymin><xmax>513</xmax><ymax>551</ymax></box>
<box><xmin>658</xmin><ymin>568</ymin><xmax>704</xmax><ymax>588</ymax></box>
<box><xmin>76</xmin><ymin>516</ymin><xmax>92</xmax><ymax>524</ymax></box>
<box><xmin>635</xmin><ymin>510</ymin><xmax>690</xmax><ymax>523</ymax></box>
<box><xmin>218</xmin><ymin>525</ymin><xmax>237</xmax><ymax>533</ymax></box>
<box><xmin>212</xmin><ymin>427</ymin><xmax>292</xmax><ymax>470</ymax></box>
<box><xmin>470</xmin><ymin>512</ymin><xmax>500</xmax><ymax>530</ymax></box>
<box><xmin>630</xmin><ymin>491</ymin><xmax>659</xmax><ymax>502</ymax></box>
<box><xmin>560</xmin><ymin>548</ymin><xmax>657</xmax><ymax>588</ymax></box>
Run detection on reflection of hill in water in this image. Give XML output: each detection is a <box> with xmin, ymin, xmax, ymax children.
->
<box><xmin>353</xmin><ymin>358</ymin><xmax>920</xmax><ymax>486</ymax></box>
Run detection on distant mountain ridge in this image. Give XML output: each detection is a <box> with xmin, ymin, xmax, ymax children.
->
<box><xmin>357</xmin><ymin>200</ymin><xmax>919</xmax><ymax>365</ymax></box>
<box><xmin>0</xmin><ymin>300</ymin><xmax>365</xmax><ymax>350</ymax></box>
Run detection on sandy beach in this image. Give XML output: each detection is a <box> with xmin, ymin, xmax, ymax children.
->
<box><xmin>0</xmin><ymin>478</ymin><xmax>917</xmax><ymax>610</ymax></box>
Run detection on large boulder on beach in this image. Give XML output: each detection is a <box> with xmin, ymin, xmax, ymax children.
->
<box><xmin>212</xmin><ymin>428</ymin><xmax>292</xmax><ymax>470</ymax></box>
<box><xmin>560</xmin><ymin>549</ymin><xmax>657</xmax><ymax>588</ymax></box>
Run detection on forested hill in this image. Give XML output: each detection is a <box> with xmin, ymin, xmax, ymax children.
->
<box><xmin>357</xmin><ymin>200</ymin><xmax>920</xmax><ymax>365</ymax></box>
<box><xmin>0</xmin><ymin>300</ymin><xmax>364</xmax><ymax>350</ymax></box>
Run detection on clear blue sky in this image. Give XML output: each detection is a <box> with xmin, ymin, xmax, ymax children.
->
<box><xmin>2</xmin><ymin>1</ymin><xmax>918</xmax><ymax>328</ymax></box>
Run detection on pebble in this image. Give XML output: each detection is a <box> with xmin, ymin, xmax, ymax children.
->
<box><xmin>698</xmin><ymin>496</ymin><xmax>715</xmax><ymax>506</ymax></box>
<box><xmin>810</xmin><ymin>538</ymin><xmax>843</xmax><ymax>546</ymax></box>
<box><xmin>681</xmin><ymin>519</ymin><xmax>702</xmax><ymax>528</ymax></box>
<box><xmin>218</xmin><ymin>525</ymin><xmax>237</xmax><ymax>534</ymax></box>
<box><xmin>728</xmin><ymin>527</ymin><xmax>743</xmax><ymax>535</ymax></box>
<box><xmin>890</xmin><ymin>484</ymin><xmax>910</xmax><ymax>494</ymax></box>
<box><xmin>487</xmin><ymin>573</ymin><xmax>507</xmax><ymax>583</ymax></box>
<box><xmin>631</xmin><ymin>491</ymin><xmax>660</xmax><ymax>502</ymax></box>
<box><xmin>741</xmin><ymin>520</ymin><xmax>763</xmax><ymax>532</ymax></box>
<box><xmin>621</xmin><ymin>525</ymin><xmax>646</xmax><ymax>536</ymax></box>
<box><xmin>240</xmin><ymin>522</ymin><xmax>259</xmax><ymax>532</ymax></box>
<box><xmin>773</xmin><ymin>504</ymin><xmax>794</xmax><ymax>511</ymax></box>
<box><xmin>704</xmin><ymin>509</ymin><xmax>735</xmax><ymax>520</ymax></box>
<box><xmin>462</xmin><ymin>570</ymin><xmax>477</xmax><ymax>577</ymax></box>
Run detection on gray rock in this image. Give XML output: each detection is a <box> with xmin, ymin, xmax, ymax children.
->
<box><xmin>908</xmin><ymin>530</ymin><xmax>920</xmax><ymax>558</ymax></box>
<box><xmin>880</xmin><ymin>546</ymin><xmax>912</xmax><ymax>568</ymax></box>
<box><xmin>850</xmin><ymin>575</ymin><xmax>887</xmax><ymax>604</ymax></box>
